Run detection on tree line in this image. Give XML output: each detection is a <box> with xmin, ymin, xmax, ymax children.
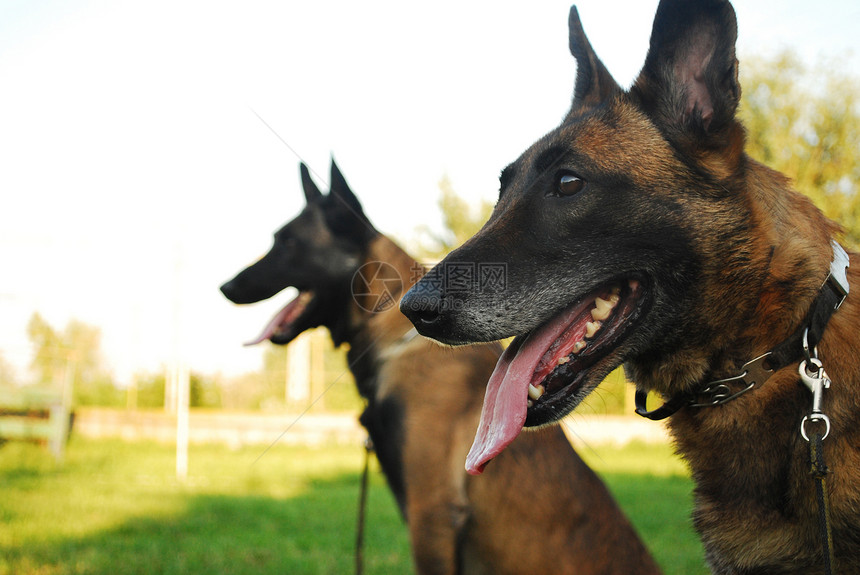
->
<box><xmin>3</xmin><ymin>312</ymin><xmax>361</xmax><ymax>412</ymax></box>
<box><xmin>2</xmin><ymin>50</ymin><xmax>857</xmax><ymax>414</ymax></box>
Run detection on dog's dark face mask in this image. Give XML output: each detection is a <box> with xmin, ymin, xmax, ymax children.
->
<box><xmin>401</xmin><ymin>0</ymin><xmax>747</xmax><ymax>473</ymax></box>
<box><xmin>221</xmin><ymin>160</ymin><xmax>377</xmax><ymax>347</ymax></box>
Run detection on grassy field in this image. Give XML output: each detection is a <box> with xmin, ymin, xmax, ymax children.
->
<box><xmin>0</xmin><ymin>435</ymin><xmax>706</xmax><ymax>574</ymax></box>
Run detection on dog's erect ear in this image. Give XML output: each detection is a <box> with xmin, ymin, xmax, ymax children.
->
<box><xmin>567</xmin><ymin>6</ymin><xmax>620</xmax><ymax>112</ymax></box>
<box><xmin>329</xmin><ymin>159</ymin><xmax>365</xmax><ymax>217</ymax></box>
<box><xmin>325</xmin><ymin>158</ymin><xmax>376</xmax><ymax>242</ymax></box>
<box><xmin>631</xmin><ymin>0</ymin><xmax>740</xmax><ymax>142</ymax></box>
<box><xmin>300</xmin><ymin>163</ymin><xmax>323</xmax><ymax>204</ymax></box>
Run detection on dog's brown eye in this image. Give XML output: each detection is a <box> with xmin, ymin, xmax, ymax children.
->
<box><xmin>557</xmin><ymin>173</ymin><xmax>585</xmax><ymax>196</ymax></box>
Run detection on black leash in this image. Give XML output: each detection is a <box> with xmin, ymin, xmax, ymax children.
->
<box><xmin>355</xmin><ymin>437</ymin><xmax>374</xmax><ymax>575</ymax></box>
<box><xmin>808</xmin><ymin>427</ymin><xmax>835</xmax><ymax>574</ymax></box>
<box><xmin>800</xmin><ymin>354</ymin><xmax>837</xmax><ymax>574</ymax></box>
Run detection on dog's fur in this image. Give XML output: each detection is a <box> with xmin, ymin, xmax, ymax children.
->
<box><xmin>400</xmin><ymin>1</ymin><xmax>860</xmax><ymax>573</ymax></box>
<box><xmin>221</xmin><ymin>161</ymin><xmax>660</xmax><ymax>575</ymax></box>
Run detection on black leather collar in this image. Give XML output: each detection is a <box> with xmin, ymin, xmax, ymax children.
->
<box><xmin>636</xmin><ymin>241</ymin><xmax>850</xmax><ymax>421</ymax></box>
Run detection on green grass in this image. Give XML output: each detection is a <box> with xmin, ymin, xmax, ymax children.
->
<box><xmin>0</xmin><ymin>437</ymin><xmax>706</xmax><ymax>574</ymax></box>
<box><xmin>578</xmin><ymin>442</ymin><xmax>708</xmax><ymax>574</ymax></box>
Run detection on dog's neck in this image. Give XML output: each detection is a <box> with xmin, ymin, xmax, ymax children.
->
<box><xmin>667</xmin><ymin>264</ymin><xmax>859</xmax><ymax>571</ymax></box>
<box><xmin>345</xmin><ymin>235</ymin><xmax>426</xmax><ymax>397</ymax></box>
<box><xmin>637</xmin><ymin>159</ymin><xmax>860</xmax><ymax>568</ymax></box>
<box><xmin>740</xmin><ymin>161</ymin><xmax>840</xmax><ymax>348</ymax></box>
<box><xmin>629</xmin><ymin>157</ymin><xmax>843</xmax><ymax>399</ymax></box>
<box><xmin>636</xmin><ymin>237</ymin><xmax>849</xmax><ymax>420</ymax></box>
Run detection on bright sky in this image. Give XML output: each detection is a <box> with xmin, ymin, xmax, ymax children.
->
<box><xmin>2</xmin><ymin>0</ymin><xmax>859</xmax><ymax>384</ymax></box>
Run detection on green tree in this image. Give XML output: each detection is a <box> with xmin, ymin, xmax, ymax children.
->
<box><xmin>27</xmin><ymin>312</ymin><xmax>64</xmax><ymax>386</ymax></box>
<box><xmin>739</xmin><ymin>51</ymin><xmax>860</xmax><ymax>248</ymax></box>
<box><xmin>413</xmin><ymin>175</ymin><xmax>494</xmax><ymax>258</ymax></box>
<box><xmin>63</xmin><ymin>319</ymin><xmax>106</xmax><ymax>392</ymax></box>
<box><xmin>259</xmin><ymin>337</ymin><xmax>360</xmax><ymax>412</ymax></box>
<box><xmin>135</xmin><ymin>371</ymin><xmax>166</xmax><ymax>408</ymax></box>
<box><xmin>262</xmin><ymin>343</ymin><xmax>288</xmax><ymax>398</ymax></box>
<box><xmin>217</xmin><ymin>333</ymin><xmax>360</xmax><ymax>412</ymax></box>
<box><xmin>26</xmin><ymin>312</ymin><xmax>117</xmax><ymax>405</ymax></box>
<box><xmin>134</xmin><ymin>370</ymin><xmax>222</xmax><ymax>409</ymax></box>
<box><xmin>189</xmin><ymin>372</ymin><xmax>222</xmax><ymax>409</ymax></box>
<box><xmin>74</xmin><ymin>374</ymin><xmax>124</xmax><ymax>407</ymax></box>
<box><xmin>216</xmin><ymin>345</ymin><xmax>293</xmax><ymax>411</ymax></box>
<box><xmin>0</xmin><ymin>351</ymin><xmax>17</xmax><ymax>387</ymax></box>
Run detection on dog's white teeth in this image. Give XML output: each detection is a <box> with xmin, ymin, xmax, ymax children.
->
<box><xmin>591</xmin><ymin>290</ymin><xmax>621</xmax><ymax>321</ymax></box>
<box><xmin>591</xmin><ymin>297</ymin><xmax>615</xmax><ymax>321</ymax></box>
<box><xmin>572</xmin><ymin>340</ymin><xmax>586</xmax><ymax>354</ymax></box>
<box><xmin>527</xmin><ymin>399</ymin><xmax>534</xmax><ymax>408</ymax></box>
<box><xmin>585</xmin><ymin>321</ymin><xmax>602</xmax><ymax>339</ymax></box>
<box><xmin>557</xmin><ymin>356</ymin><xmax>570</xmax><ymax>365</ymax></box>
<box><xmin>528</xmin><ymin>383</ymin><xmax>545</xmax><ymax>401</ymax></box>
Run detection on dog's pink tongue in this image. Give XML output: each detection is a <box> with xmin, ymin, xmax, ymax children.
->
<box><xmin>466</xmin><ymin>322</ymin><xmax>568</xmax><ymax>475</ymax></box>
<box><xmin>243</xmin><ymin>292</ymin><xmax>310</xmax><ymax>346</ymax></box>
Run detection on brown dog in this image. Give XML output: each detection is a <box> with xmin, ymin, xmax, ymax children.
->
<box><xmin>401</xmin><ymin>1</ymin><xmax>859</xmax><ymax>573</ymax></box>
<box><xmin>221</xmin><ymin>161</ymin><xmax>660</xmax><ymax>574</ymax></box>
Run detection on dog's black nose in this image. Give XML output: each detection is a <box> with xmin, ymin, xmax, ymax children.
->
<box><xmin>220</xmin><ymin>277</ymin><xmax>268</xmax><ymax>305</ymax></box>
<box><xmin>400</xmin><ymin>285</ymin><xmax>443</xmax><ymax>327</ymax></box>
<box><xmin>400</xmin><ymin>281</ymin><xmax>445</xmax><ymax>330</ymax></box>
<box><xmin>220</xmin><ymin>280</ymin><xmax>240</xmax><ymax>303</ymax></box>
<box><xmin>400</xmin><ymin>266</ymin><xmax>474</xmax><ymax>345</ymax></box>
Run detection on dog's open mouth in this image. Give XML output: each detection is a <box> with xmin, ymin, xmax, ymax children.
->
<box><xmin>466</xmin><ymin>278</ymin><xmax>648</xmax><ymax>474</ymax></box>
<box><xmin>244</xmin><ymin>291</ymin><xmax>316</xmax><ymax>346</ymax></box>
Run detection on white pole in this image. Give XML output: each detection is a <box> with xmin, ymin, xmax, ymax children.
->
<box><xmin>175</xmin><ymin>361</ymin><xmax>189</xmax><ymax>481</ymax></box>
<box><xmin>50</xmin><ymin>351</ymin><xmax>75</xmax><ymax>462</ymax></box>
<box><xmin>170</xmin><ymin>244</ymin><xmax>189</xmax><ymax>481</ymax></box>
<box><xmin>286</xmin><ymin>331</ymin><xmax>311</xmax><ymax>404</ymax></box>
<box><xmin>165</xmin><ymin>364</ymin><xmax>176</xmax><ymax>413</ymax></box>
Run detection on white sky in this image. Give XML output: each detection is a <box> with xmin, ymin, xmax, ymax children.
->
<box><xmin>1</xmin><ymin>0</ymin><xmax>859</xmax><ymax>384</ymax></box>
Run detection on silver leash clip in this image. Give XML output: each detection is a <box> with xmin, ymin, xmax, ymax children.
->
<box><xmin>799</xmin><ymin>357</ymin><xmax>831</xmax><ymax>441</ymax></box>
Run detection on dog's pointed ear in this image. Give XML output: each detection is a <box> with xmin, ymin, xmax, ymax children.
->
<box><xmin>325</xmin><ymin>158</ymin><xmax>376</xmax><ymax>242</ymax></box>
<box><xmin>300</xmin><ymin>163</ymin><xmax>323</xmax><ymax>204</ymax></box>
<box><xmin>329</xmin><ymin>158</ymin><xmax>364</xmax><ymax>217</ymax></box>
<box><xmin>568</xmin><ymin>6</ymin><xmax>620</xmax><ymax>111</ymax></box>
<box><xmin>631</xmin><ymin>0</ymin><xmax>740</xmax><ymax>143</ymax></box>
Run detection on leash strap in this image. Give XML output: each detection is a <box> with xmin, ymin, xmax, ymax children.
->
<box><xmin>808</xmin><ymin>428</ymin><xmax>836</xmax><ymax>574</ymax></box>
<box><xmin>634</xmin><ymin>389</ymin><xmax>689</xmax><ymax>420</ymax></box>
<box><xmin>355</xmin><ymin>437</ymin><xmax>374</xmax><ymax>575</ymax></box>
<box><xmin>801</xmin><ymin>357</ymin><xmax>836</xmax><ymax>574</ymax></box>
